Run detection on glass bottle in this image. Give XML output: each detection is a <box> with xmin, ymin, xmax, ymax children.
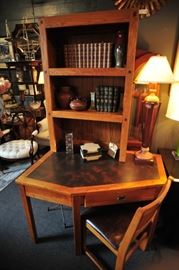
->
<box><xmin>114</xmin><ymin>30</ymin><xmax>125</xmax><ymax>68</ymax></box>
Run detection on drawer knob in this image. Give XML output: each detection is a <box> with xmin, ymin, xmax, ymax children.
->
<box><xmin>117</xmin><ymin>195</ymin><xmax>125</xmax><ymax>201</ymax></box>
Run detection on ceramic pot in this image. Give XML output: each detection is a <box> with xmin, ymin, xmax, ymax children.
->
<box><xmin>57</xmin><ymin>86</ymin><xmax>74</xmax><ymax>109</ymax></box>
<box><xmin>70</xmin><ymin>98</ymin><xmax>87</xmax><ymax>111</ymax></box>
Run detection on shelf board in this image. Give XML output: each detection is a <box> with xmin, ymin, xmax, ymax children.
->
<box><xmin>49</xmin><ymin>68</ymin><xmax>127</xmax><ymax>77</ymax></box>
<box><xmin>52</xmin><ymin>110</ymin><xmax>123</xmax><ymax>123</ymax></box>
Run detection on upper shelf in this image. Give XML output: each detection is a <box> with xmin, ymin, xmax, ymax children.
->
<box><xmin>49</xmin><ymin>68</ymin><xmax>127</xmax><ymax>77</ymax></box>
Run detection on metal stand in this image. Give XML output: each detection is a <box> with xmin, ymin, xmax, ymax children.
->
<box><xmin>47</xmin><ymin>204</ymin><xmax>73</xmax><ymax>229</ymax></box>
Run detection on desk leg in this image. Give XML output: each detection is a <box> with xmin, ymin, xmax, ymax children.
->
<box><xmin>72</xmin><ymin>196</ymin><xmax>83</xmax><ymax>256</ymax></box>
<box><xmin>18</xmin><ymin>185</ymin><xmax>38</xmax><ymax>243</ymax></box>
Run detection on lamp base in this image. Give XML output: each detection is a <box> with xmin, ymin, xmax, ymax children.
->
<box><xmin>135</xmin><ymin>147</ymin><xmax>154</xmax><ymax>164</ymax></box>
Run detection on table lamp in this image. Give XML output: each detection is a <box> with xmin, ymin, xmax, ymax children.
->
<box><xmin>134</xmin><ymin>55</ymin><xmax>174</xmax><ymax>162</ymax></box>
<box><xmin>166</xmin><ymin>43</ymin><xmax>179</xmax><ymax>159</ymax></box>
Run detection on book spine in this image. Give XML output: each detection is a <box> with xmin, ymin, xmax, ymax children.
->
<box><xmin>98</xmin><ymin>43</ymin><xmax>101</xmax><ymax>68</ymax></box>
<box><xmin>99</xmin><ymin>86</ymin><xmax>104</xmax><ymax>112</ymax></box>
<box><xmin>93</xmin><ymin>43</ymin><xmax>97</xmax><ymax>68</ymax></box>
<box><xmin>103</xmin><ymin>86</ymin><xmax>109</xmax><ymax>112</ymax></box>
<box><xmin>82</xmin><ymin>43</ymin><xmax>85</xmax><ymax>68</ymax></box>
<box><xmin>77</xmin><ymin>43</ymin><xmax>82</xmax><ymax>68</ymax></box>
<box><xmin>95</xmin><ymin>86</ymin><xmax>100</xmax><ymax>111</ymax></box>
<box><xmin>64</xmin><ymin>44</ymin><xmax>68</xmax><ymax>67</ymax></box>
<box><xmin>73</xmin><ymin>43</ymin><xmax>77</xmax><ymax>67</ymax></box>
<box><xmin>106</xmin><ymin>42</ymin><xmax>112</xmax><ymax>68</ymax></box>
<box><xmin>86</xmin><ymin>43</ymin><xmax>89</xmax><ymax>68</ymax></box>
<box><xmin>90</xmin><ymin>43</ymin><xmax>93</xmax><ymax>68</ymax></box>
<box><xmin>103</xmin><ymin>42</ymin><xmax>107</xmax><ymax>68</ymax></box>
<box><xmin>112</xmin><ymin>87</ymin><xmax>120</xmax><ymax>112</ymax></box>
<box><xmin>107</xmin><ymin>86</ymin><xmax>114</xmax><ymax>112</ymax></box>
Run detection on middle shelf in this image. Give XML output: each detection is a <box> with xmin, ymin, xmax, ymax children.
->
<box><xmin>52</xmin><ymin>110</ymin><xmax>123</xmax><ymax>122</ymax></box>
<box><xmin>48</xmin><ymin>68</ymin><xmax>127</xmax><ymax>77</ymax></box>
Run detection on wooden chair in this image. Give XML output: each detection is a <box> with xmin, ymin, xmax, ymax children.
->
<box><xmin>32</xmin><ymin>100</ymin><xmax>50</xmax><ymax>148</ymax></box>
<box><xmin>81</xmin><ymin>177</ymin><xmax>172</xmax><ymax>270</ymax></box>
<box><xmin>0</xmin><ymin>110</ymin><xmax>38</xmax><ymax>166</ymax></box>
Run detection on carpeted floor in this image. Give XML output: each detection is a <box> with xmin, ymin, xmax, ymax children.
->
<box><xmin>0</xmin><ymin>160</ymin><xmax>31</xmax><ymax>192</ymax></box>
<box><xmin>0</xmin><ymin>176</ymin><xmax>179</xmax><ymax>269</ymax></box>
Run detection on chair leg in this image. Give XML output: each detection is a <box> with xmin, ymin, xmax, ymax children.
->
<box><xmin>48</xmin><ymin>204</ymin><xmax>73</xmax><ymax>229</ymax></box>
<box><xmin>0</xmin><ymin>158</ymin><xmax>8</xmax><ymax>172</ymax></box>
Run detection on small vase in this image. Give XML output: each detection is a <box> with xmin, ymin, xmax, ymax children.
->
<box><xmin>57</xmin><ymin>86</ymin><xmax>74</xmax><ymax>109</ymax></box>
<box><xmin>89</xmin><ymin>92</ymin><xmax>96</xmax><ymax>110</ymax></box>
<box><xmin>114</xmin><ymin>30</ymin><xmax>125</xmax><ymax>68</ymax></box>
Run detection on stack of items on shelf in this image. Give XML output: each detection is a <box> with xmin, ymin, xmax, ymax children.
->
<box><xmin>95</xmin><ymin>85</ymin><xmax>121</xmax><ymax>112</ymax></box>
<box><xmin>80</xmin><ymin>142</ymin><xmax>102</xmax><ymax>161</ymax></box>
<box><xmin>64</xmin><ymin>42</ymin><xmax>113</xmax><ymax>68</ymax></box>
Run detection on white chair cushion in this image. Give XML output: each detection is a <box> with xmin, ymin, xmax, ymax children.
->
<box><xmin>36</xmin><ymin>130</ymin><xmax>49</xmax><ymax>140</ymax></box>
<box><xmin>0</xmin><ymin>139</ymin><xmax>38</xmax><ymax>159</ymax></box>
<box><xmin>38</xmin><ymin>118</ymin><xmax>48</xmax><ymax>132</ymax></box>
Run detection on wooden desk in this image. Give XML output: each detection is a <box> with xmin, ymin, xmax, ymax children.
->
<box><xmin>16</xmin><ymin>150</ymin><xmax>167</xmax><ymax>255</ymax></box>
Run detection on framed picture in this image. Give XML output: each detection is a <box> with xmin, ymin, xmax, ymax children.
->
<box><xmin>0</xmin><ymin>37</ymin><xmax>15</xmax><ymax>63</ymax></box>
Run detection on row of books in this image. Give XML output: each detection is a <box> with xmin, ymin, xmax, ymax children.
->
<box><xmin>95</xmin><ymin>86</ymin><xmax>122</xmax><ymax>113</ymax></box>
<box><xmin>64</xmin><ymin>42</ymin><xmax>113</xmax><ymax>68</ymax></box>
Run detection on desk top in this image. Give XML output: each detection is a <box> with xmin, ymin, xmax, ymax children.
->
<box><xmin>16</xmin><ymin>150</ymin><xmax>166</xmax><ymax>192</ymax></box>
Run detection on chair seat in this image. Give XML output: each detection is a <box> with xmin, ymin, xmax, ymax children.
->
<box><xmin>0</xmin><ymin>139</ymin><xmax>38</xmax><ymax>159</ymax></box>
<box><xmin>83</xmin><ymin>203</ymin><xmax>145</xmax><ymax>250</ymax></box>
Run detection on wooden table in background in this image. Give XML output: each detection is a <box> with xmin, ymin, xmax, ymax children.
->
<box><xmin>16</xmin><ymin>150</ymin><xmax>167</xmax><ymax>255</ymax></box>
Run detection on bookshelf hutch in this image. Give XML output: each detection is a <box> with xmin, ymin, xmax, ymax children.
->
<box><xmin>39</xmin><ymin>9</ymin><xmax>139</xmax><ymax>162</ymax></box>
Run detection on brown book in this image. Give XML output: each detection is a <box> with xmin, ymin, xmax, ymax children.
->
<box><xmin>82</xmin><ymin>43</ymin><xmax>86</xmax><ymax>68</ymax></box>
<box><xmin>90</xmin><ymin>43</ymin><xmax>93</xmax><ymax>68</ymax></box>
<box><xmin>93</xmin><ymin>43</ymin><xmax>97</xmax><ymax>68</ymax></box>
<box><xmin>64</xmin><ymin>44</ymin><xmax>69</xmax><ymax>67</ymax></box>
<box><xmin>77</xmin><ymin>43</ymin><xmax>82</xmax><ymax>68</ymax></box>
<box><xmin>102</xmin><ymin>42</ymin><xmax>107</xmax><ymax>68</ymax></box>
<box><xmin>86</xmin><ymin>43</ymin><xmax>90</xmax><ymax>68</ymax></box>
<box><xmin>106</xmin><ymin>42</ymin><xmax>112</xmax><ymax>68</ymax></box>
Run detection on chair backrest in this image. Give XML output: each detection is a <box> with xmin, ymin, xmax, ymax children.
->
<box><xmin>11</xmin><ymin>110</ymin><xmax>37</xmax><ymax>140</ymax></box>
<box><xmin>115</xmin><ymin>177</ymin><xmax>172</xmax><ymax>270</ymax></box>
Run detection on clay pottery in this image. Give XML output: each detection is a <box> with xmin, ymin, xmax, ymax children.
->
<box><xmin>57</xmin><ymin>86</ymin><xmax>74</xmax><ymax>109</ymax></box>
<box><xmin>69</xmin><ymin>98</ymin><xmax>87</xmax><ymax>111</ymax></box>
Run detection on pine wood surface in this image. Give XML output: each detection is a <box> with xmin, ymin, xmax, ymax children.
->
<box><xmin>16</xmin><ymin>150</ymin><xmax>167</xmax><ymax>255</ymax></box>
<box><xmin>39</xmin><ymin>9</ymin><xmax>139</xmax><ymax>162</ymax></box>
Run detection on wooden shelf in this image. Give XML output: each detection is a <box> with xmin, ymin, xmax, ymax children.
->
<box><xmin>39</xmin><ymin>9</ymin><xmax>139</xmax><ymax>162</ymax></box>
<box><xmin>52</xmin><ymin>110</ymin><xmax>123</xmax><ymax>123</ymax></box>
<box><xmin>49</xmin><ymin>68</ymin><xmax>127</xmax><ymax>77</ymax></box>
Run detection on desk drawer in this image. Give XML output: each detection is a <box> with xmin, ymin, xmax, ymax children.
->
<box><xmin>25</xmin><ymin>186</ymin><xmax>72</xmax><ymax>206</ymax></box>
<box><xmin>84</xmin><ymin>186</ymin><xmax>161</xmax><ymax>207</ymax></box>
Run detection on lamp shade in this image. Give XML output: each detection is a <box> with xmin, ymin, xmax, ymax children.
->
<box><xmin>135</xmin><ymin>55</ymin><xmax>174</xmax><ymax>84</ymax></box>
<box><xmin>38</xmin><ymin>71</ymin><xmax>44</xmax><ymax>84</ymax></box>
<box><xmin>166</xmin><ymin>83</ymin><xmax>179</xmax><ymax>121</ymax></box>
<box><xmin>166</xmin><ymin>43</ymin><xmax>179</xmax><ymax>121</ymax></box>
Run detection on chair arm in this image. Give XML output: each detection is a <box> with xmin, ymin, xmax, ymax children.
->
<box><xmin>0</xmin><ymin>128</ymin><xmax>11</xmax><ymax>137</ymax></box>
<box><xmin>32</xmin><ymin>129</ymin><xmax>39</xmax><ymax>136</ymax></box>
<box><xmin>37</xmin><ymin>118</ymin><xmax>48</xmax><ymax>132</ymax></box>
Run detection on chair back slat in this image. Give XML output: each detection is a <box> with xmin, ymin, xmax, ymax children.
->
<box><xmin>11</xmin><ymin>110</ymin><xmax>37</xmax><ymax>140</ymax></box>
